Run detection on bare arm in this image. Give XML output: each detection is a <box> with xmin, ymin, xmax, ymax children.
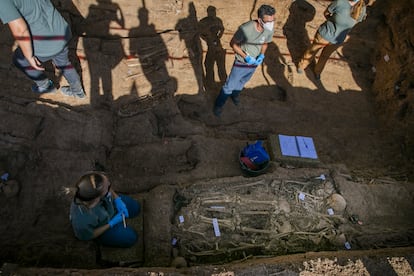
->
<box><xmin>8</xmin><ymin>17</ymin><xmax>44</xmax><ymax>71</ymax></box>
<box><xmin>323</xmin><ymin>7</ymin><xmax>332</xmax><ymax>20</ymax></box>
<box><xmin>260</xmin><ymin>43</ymin><xmax>268</xmax><ymax>55</ymax></box>
<box><xmin>230</xmin><ymin>35</ymin><xmax>247</xmax><ymax>59</ymax></box>
<box><xmin>92</xmin><ymin>223</ymin><xmax>110</xmax><ymax>239</ymax></box>
<box><xmin>110</xmin><ymin>188</ymin><xmax>120</xmax><ymax>199</ymax></box>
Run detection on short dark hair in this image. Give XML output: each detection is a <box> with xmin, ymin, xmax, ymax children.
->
<box><xmin>258</xmin><ymin>4</ymin><xmax>276</xmax><ymax>19</ymax></box>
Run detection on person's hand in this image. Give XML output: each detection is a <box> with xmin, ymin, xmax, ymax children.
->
<box><xmin>255</xmin><ymin>54</ymin><xmax>265</xmax><ymax>66</ymax></box>
<box><xmin>114</xmin><ymin>197</ymin><xmax>129</xmax><ymax>218</ymax></box>
<box><xmin>29</xmin><ymin>56</ymin><xmax>45</xmax><ymax>71</ymax></box>
<box><xmin>108</xmin><ymin>213</ymin><xmax>123</xmax><ymax>228</ymax></box>
<box><xmin>244</xmin><ymin>55</ymin><xmax>256</xmax><ymax>65</ymax></box>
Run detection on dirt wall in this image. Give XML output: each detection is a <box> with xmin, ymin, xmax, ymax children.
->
<box><xmin>371</xmin><ymin>0</ymin><xmax>414</xmax><ymax>163</ymax></box>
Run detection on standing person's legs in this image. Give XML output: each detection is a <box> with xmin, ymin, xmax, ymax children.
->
<box><xmin>204</xmin><ymin>48</ymin><xmax>215</xmax><ymax>86</ymax></box>
<box><xmin>230</xmin><ymin>66</ymin><xmax>256</xmax><ymax>105</ymax></box>
<box><xmin>313</xmin><ymin>43</ymin><xmax>340</xmax><ymax>77</ymax></box>
<box><xmin>216</xmin><ymin>47</ymin><xmax>228</xmax><ymax>83</ymax></box>
<box><xmin>298</xmin><ymin>32</ymin><xmax>329</xmax><ymax>72</ymax></box>
<box><xmin>52</xmin><ymin>46</ymin><xmax>85</xmax><ymax>98</ymax></box>
<box><xmin>12</xmin><ymin>48</ymin><xmax>55</xmax><ymax>93</ymax></box>
<box><xmin>214</xmin><ymin>61</ymin><xmax>256</xmax><ymax>116</ymax></box>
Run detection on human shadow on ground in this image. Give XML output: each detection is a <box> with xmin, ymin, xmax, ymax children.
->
<box><xmin>262</xmin><ymin>41</ymin><xmax>292</xmax><ymax>102</ymax></box>
<box><xmin>283</xmin><ymin>0</ymin><xmax>315</xmax><ymax>66</ymax></box>
<box><xmin>361</xmin><ymin>255</ymin><xmax>411</xmax><ymax>276</ymax></box>
<box><xmin>198</xmin><ymin>6</ymin><xmax>227</xmax><ymax>90</ymax></box>
<box><xmin>341</xmin><ymin>1</ymin><xmax>378</xmax><ymax>92</ymax></box>
<box><xmin>83</xmin><ymin>0</ymin><xmax>125</xmax><ymax>108</ymax></box>
<box><xmin>53</xmin><ymin>0</ymin><xmax>85</xmax><ymax>89</ymax></box>
<box><xmin>175</xmin><ymin>2</ymin><xmax>204</xmax><ymax>93</ymax></box>
<box><xmin>283</xmin><ymin>0</ymin><xmax>327</xmax><ymax>91</ymax></box>
<box><xmin>0</xmin><ymin>23</ymin><xmax>19</xmax><ymax>92</ymax></box>
<box><xmin>128</xmin><ymin>6</ymin><xmax>175</xmax><ymax>98</ymax></box>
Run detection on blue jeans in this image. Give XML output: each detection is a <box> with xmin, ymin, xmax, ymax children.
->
<box><xmin>97</xmin><ymin>195</ymin><xmax>141</xmax><ymax>248</ymax></box>
<box><xmin>13</xmin><ymin>46</ymin><xmax>82</xmax><ymax>91</ymax></box>
<box><xmin>215</xmin><ymin>60</ymin><xmax>257</xmax><ymax>108</ymax></box>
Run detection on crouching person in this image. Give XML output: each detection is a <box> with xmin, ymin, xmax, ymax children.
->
<box><xmin>70</xmin><ymin>171</ymin><xmax>140</xmax><ymax>247</ymax></box>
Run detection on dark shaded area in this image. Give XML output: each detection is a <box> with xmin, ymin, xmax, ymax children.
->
<box><xmin>129</xmin><ymin>7</ymin><xmax>174</xmax><ymax>96</ymax></box>
<box><xmin>283</xmin><ymin>0</ymin><xmax>316</xmax><ymax>65</ymax></box>
<box><xmin>198</xmin><ymin>6</ymin><xmax>227</xmax><ymax>89</ymax></box>
<box><xmin>83</xmin><ymin>0</ymin><xmax>125</xmax><ymax>107</ymax></box>
<box><xmin>175</xmin><ymin>2</ymin><xmax>204</xmax><ymax>93</ymax></box>
<box><xmin>52</xmin><ymin>0</ymin><xmax>85</xmax><ymax>87</ymax></box>
<box><xmin>361</xmin><ymin>256</ymin><xmax>399</xmax><ymax>276</ymax></box>
<box><xmin>263</xmin><ymin>41</ymin><xmax>291</xmax><ymax>100</ymax></box>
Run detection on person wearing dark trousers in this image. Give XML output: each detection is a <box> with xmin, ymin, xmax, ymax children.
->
<box><xmin>213</xmin><ymin>4</ymin><xmax>275</xmax><ymax>117</ymax></box>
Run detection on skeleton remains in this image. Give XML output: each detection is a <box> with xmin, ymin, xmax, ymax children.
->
<box><xmin>172</xmin><ymin>173</ymin><xmax>349</xmax><ymax>263</ymax></box>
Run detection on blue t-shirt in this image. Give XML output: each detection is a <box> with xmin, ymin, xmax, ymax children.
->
<box><xmin>318</xmin><ymin>0</ymin><xmax>356</xmax><ymax>44</ymax></box>
<box><xmin>70</xmin><ymin>194</ymin><xmax>116</xmax><ymax>241</ymax></box>
<box><xmin>0</xmin><ymin>0</ymin><xmax>71</xmax><ymax>57</ymax></box>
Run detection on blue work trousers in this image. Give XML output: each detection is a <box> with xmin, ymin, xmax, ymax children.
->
<box><xmin>215</xmin><ymin>60</ymin><xmax>257</xmax><ymax>108</ymax></box>
<box><xmin>97</xmin><ymin>195</ymin><xmax>141</xmax><ymax>248</ymax></box>
<box><xmin>13</xmin><ymin>46</ymin><xmax>82</xmax><ymax>91</ymax></box>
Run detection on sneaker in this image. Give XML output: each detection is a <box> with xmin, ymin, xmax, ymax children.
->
<box><xmin>61</xmin><ymin>86</ymin><xmax>86</xmax><ymax>99</ymax></box>
<box><xmin>31</xmin><ymin>80</ymin><xmax>56</xmax><ymax>94</ymax></box>
<box><xmin>213</xmin><ymin>106</ymin><xmax>223</xmax><ymax>117</ymax></box>
<box><xmin>297</xmin><ymin>68</ymin><xmax>304</xmax><ymax>74</ymax></box>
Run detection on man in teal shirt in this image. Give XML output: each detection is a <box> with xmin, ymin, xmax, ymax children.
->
<box><xmin>213</xmin><ymin>5</ymin><xmax>275</xmax><ymax>117</ymax></box>
<box><xmin>0</xmin><ymin>0</ymin><xmax>85</xmax><ymax>98</ymax></box>
<box><xmin>297</xmin><ymin>0</ymin><xmax>366</xmax><ymax>80</ymax></box>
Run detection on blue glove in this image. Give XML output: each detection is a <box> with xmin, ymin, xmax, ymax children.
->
<box><xmin>114</xmin><ymin>197</ymin><xmax>129</xmax><ymax>218</ymax></box>
<box><xmin>244</xmin><ymin>55</ymin><xmax>256</xmax><ymax>65</ymax></box>
<box><xmin>255</xmin><ymin>54</ymin><xmax>265</xmax><ymax>66</ymax></box>
<box><xmin>108</xmin><ymin>213</ymin><xmax>123</xmax><ymax>228</ymax></box>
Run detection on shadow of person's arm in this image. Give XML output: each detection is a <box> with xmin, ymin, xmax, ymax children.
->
<box><xmin>218</xmin><ymin>19</ymin><xmax>225</xmax><ymax>39</ymax></box>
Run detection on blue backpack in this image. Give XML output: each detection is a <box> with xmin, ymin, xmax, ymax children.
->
<box><xmin>242</xmin><ymin>140</ymin><xmax>270</xmax><ymax>166</ymax></box>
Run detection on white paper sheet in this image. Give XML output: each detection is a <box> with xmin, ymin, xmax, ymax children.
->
<box><xmin>279</xmin><ymin>134</ymin><xmax>318</xmax><ymax>159</ymax></box>
<box><xmin>278</xmin><ymin>134</ymin><xmax>299</xmax><ymax>157</ymax></box>
<box><xmin>296</xmin><ymin>136</ymin><xmax>318</xmax><ymax>159</ymax></box>
<box><xmin>212</xmin><ymin>218</ymin><xmax>221</xmax><ymax>237</ymax></box>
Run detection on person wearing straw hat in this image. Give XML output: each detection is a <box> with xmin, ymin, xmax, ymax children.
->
<box><xmin>69</xmin><ymin>171</ymin><xmax>140</xmax><ymax>247</ymax></box>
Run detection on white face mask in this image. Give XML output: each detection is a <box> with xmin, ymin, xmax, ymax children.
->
<box><xmin>263</xmin><ymin>21</ymin><xmax>274</xmax><ymax>31</ymax></box>
<box><xmin>260</xmin><ymin>18</ymin><xmax>274</xmax><ymax>31</ymax></box>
